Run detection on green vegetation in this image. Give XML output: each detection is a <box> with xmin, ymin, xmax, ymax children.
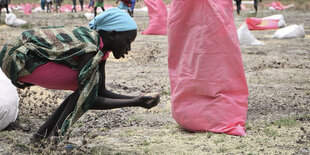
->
<box><xmin>125</xmin><ymin>115</ymin><xmax>143</xmax><ymax>122</ymax></box>
<box><xmin>263</xmin><ymin>127</ymin><xmax>278</xmax><ymax>137</ymax></box>
<box><xmin>13</xmin><ymin>21</ymin><xmax>33</xmax><ymax>29</ymax></box>
<box><xmin>0</xmin><ymin>19</ymin><xmax>5</xmax><ymax>25</ymax></box>
<box><xmin>273</xmin><ymin>117</ymin><xmax>298</xmax><ymax>127</ymax></box>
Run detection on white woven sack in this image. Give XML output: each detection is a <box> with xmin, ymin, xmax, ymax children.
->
<box><xmin>0</xmin><ymin>69</ymin><xmax>19</xmax><ymax>131</ymax></box>
<box><xmin>5</xmin><ymin>13</ymin><xmax>27</xmax><ymax>27</ymax></box>
<box><xmin>84</xmin><ymin>12</ymin><xmax>94</xmax><ymax>20</ymax></box>
<box><xmin>237</xmin><ymin>23</ymin><xmax>264</xmax><ymax>46</ymax></box>
<box><xmin>273</xmin><ymin>24</ymin><xmax>305</xmax><ymax>39</ymax></box>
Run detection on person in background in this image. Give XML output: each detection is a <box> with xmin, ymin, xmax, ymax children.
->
<box><xmin>0</xmin><ymin>0</ymin><xmax>10</xmax><ymax>19</ymax></box>
<box><xmin>72</xmin><ymin>0</ymin><xmax>77</xmax><ymax>12</ymax></box>
<box><xmin>40</xmin><ymin>0</ymin><xmax>46</xmax><ymax>11</ymax></box>
<box><xmin>54</xmin><ymin>0</ymin><xmax>63</xmax><ymax>13</ymax></box>
<box><xmin>46</xmin><ymin>0</ymin><xmax>52</xmax><ymax>13</ymax></box>
<box><xmin>88</xmin><ymin>0</ymin><xmax>94</xmax><ymax>9</ymax></box>
<box><xmin>79</xmin><ymin>0</ymin><xmax>84</xmax><ymax>11</ymax></box>
<box><xmin>130</xmin><ymin>0</ymin><xmax>137</xmax><ymax>17</ymax></box>
<box><xmin>116</xmin><ymin>0</ymin><xmax>132</xmax><ymax>17</ymax></box>
<box><xmin>94</xmin><ymin>0</ymin><xmax>105</xmax><ymax>17</ymax></box>
<box><xmin>0</xmin><ymin>8</ymin><xmax>160</xmax><ymax>142</ymax></box>
<box><xmin>72</xmin><ymin>0</ymin><xmax>84</xmax><ymax>12</ymax></box>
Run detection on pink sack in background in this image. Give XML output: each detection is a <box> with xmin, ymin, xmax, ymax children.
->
<box><xmin>24</xmin><ymin>3</ymin><xmax>32</xmax><ymax>15</ymax></box>
<box><xmin>246</xmin><ymin>18</ymin><xmax>279</xmax><ymax>30</ymax></box>
<box><xmin>60</xmin><ymin>4</ymin><xmax>73</xmax><ymax>12</ymax></box>
<box><xmin>105</xmin><ymin>4</ymin><xmax>113</xmax><ymax>10</ymax></box>
<box><xmin>141</xmin><ymin>0</ymin><xmax>167</xmax><ymax>35</ymax></box>
<box><xmin>270</xmin><ymin>1</ymin><xmax>293</xmax><ymax>10</ymax></box>
<box><xmin>168</xmin><ymin>1</ymin><xmax>249</xmax><ymax>136</ymax></box>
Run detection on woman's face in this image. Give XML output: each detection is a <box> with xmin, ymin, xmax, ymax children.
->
<box><xmin>110</xmin><ymin>30</ymin><xmax>137</xmax><ymax>59</ymax></box>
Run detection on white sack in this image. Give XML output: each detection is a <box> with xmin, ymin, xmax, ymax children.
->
<box><xmin>84</xmin><ymin>12</ymin><xmax>94</xmax><ymax>20</ymax></box>
<box><xmin>237</xmin><ymin>23</ymin><xmax>264</xmax><ymax>46</ymax></box>
<box><xmin>1</xmin><ymin>8</ymin><xmax>13</xmax><ymax>13</ymax></box>
<box><xmin>262</xmin><ymin>14</ymin><xmax>286</xmax><ymax>28</ymax></box>
<box><xmin>273</xmin><ymin>24</ymin><xmax>305</xmax><ymax>39</ymax></box>
<box><xmin>5</xmin><ymin>13</ymin><xmax>27</xmax><ymax>27</ymax></box>
<box><xmin>32</xmin><ymin>7</ymin><xmax>44</xmax><ymax>12</ymax></box>
<box><xmin>0</xmin><ymin>69</ymin><xmax>19</xmax><ymax>131</ymax></box>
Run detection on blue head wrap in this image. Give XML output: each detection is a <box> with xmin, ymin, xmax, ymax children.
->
<box><xmin>89</xmin><ymin>8</ymin><xmax>137</xmax><ymax>32</ymax></box>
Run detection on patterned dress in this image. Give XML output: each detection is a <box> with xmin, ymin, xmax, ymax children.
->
<box><xmin>0</xmin><ymin>26</ymin><xmax>104</xmax><ymax>136</ymax></box>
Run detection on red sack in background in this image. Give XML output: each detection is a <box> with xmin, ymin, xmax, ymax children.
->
<box><xmin>246</xmin><ymin>17</ymin><xmax>279</xmax><ymax>30</ymax></box>
<box><xmin>271</xmin><ymin>1</ymin><xmax>285</xmax><ymax>10</ymax></box>
<box><xmin>24</xmin><ymin>3</ymin><xmax>32</xmax><ymax>15</ymax></box>
<box><xmin>168</xmin><ymin>1</ymin><xmax>249</xmax><ymax>136</ymax></box>
<box><xmin>141</xmin><ymin>0</ymin><xmax>167</xmax><ymax>35</ymax></box>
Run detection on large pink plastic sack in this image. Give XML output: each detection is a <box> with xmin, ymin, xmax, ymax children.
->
<box><xmin>24</xmin><ymin>3</ymin><xmax>32</xmax><ymax>15</ymax></box>
<box><xmin>246</xmin><ymin>18</ymin><xmax>279</xmax><ymax>30</ymax></box>
<box><xmin>168</xmin><ymin>1</ymin><xmax>249</xmax><ymax>136</ymax></box>
<box><xmin>141</xmin><ymin>0</ymin><xmax>167</xmax><ymax>35</ymax></box>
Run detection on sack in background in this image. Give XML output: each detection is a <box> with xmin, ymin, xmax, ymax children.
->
<box><xmin>273</xmin><ymin>24</ymin><xmax>305</xmax><ymax>39</ymax></box>
<box><xmin>24</xmin><ymin>3</ymin><xmax>32</xmax><ymax>15</ymax></box>
<box><xmin>141</xmin><ymin>0</ymin><xmax>167</xmax><ymax>35</ymax></box>
<box><xmin>246</xmin><ymin>17</ymin><xmax>280</xmax><ymax>30</ymax></box>
<box><xmin>262</xmin><ymin>14</ymin><xmax>286</xmax><ymax>28</ymax></box>
<box><xmin>237</xmin><ymin>23</ymin><xmax>265</xmax><ymax>46</ymax></box>
<box><xmin>5</xmin><ymin>13</ymin><xmax>27</xmax><ymax>27</ymax></box>
<box><xmin>84</xmin><ymin>12</ymin><xmax>94</xmax><ymax>20</ymax></box>
<box><xmin>0</xmin><ymin>69</ymin><xmax>19</xmax><ymax>131</ymax></box>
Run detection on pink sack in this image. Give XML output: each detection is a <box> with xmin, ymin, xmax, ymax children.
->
<box><xmin>270</xmin><ymin>1</ymin><xmax>293</xmax><ymax>10</ymax></box>
<box><xmin>141</xmin><ymin>0</ymin><xmax>167</xmax><ymax>35</ymax></box>
<box><xmin>168</xmin><ymin>1</ymin><xmax>249</xmax><ymax>136</ymax></box>
<box><xmin>246</xmin><ymin>18</ymin><xmax>279</xmax><ymax>30</ymax></box>
<box><xmin>24</xmin><ymin>3</ymin><xmax>32</xmax><ymax>15</ymax></box>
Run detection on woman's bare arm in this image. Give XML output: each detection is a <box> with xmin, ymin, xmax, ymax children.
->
<box><xmin>98</xmin><ymin>60</ymin><xmax>136</xmax><ymax>99</ymax></box>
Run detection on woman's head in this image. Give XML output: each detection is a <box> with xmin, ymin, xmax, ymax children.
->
<box><xmin>89</xmin><ymin>7</ymin><xmax>138</xmax><ymax>59</ymax></box>
<box><xmin>99</xmin><ymin>30</ymin><xmax>137</xmax><ymax>59</ymax></box>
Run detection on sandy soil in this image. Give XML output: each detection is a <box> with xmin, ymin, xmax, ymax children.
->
<box><xmin>0</xmin><ymin>2</ymin><xmax>309</xmax><ymax>154</ymax></box>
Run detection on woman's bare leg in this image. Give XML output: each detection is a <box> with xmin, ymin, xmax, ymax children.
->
<box><xmin>31</xmin><ymin>93</ymin><xmax>75</xmax><ymax>141</ymax></box>
<box><xmin>48</xmin><ymin>91</ymin><xmax>80</xmax><ymax>137</ymax></box>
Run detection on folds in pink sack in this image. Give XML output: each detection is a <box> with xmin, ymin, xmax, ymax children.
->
<box><xmin>24</xmin><ymin>3</ymin><xmax>32</xmax><ymax>15</ymax></box>
<box><xmin>246</xmin><ymin>18</ymin><xmax>279</xmax><ymax>30</ymax></box>
<box><xmin>141</xmin><ymin>0</ymin><xmax>167</xmax><ymax>35</ymax></box>
<box><xmin>168</xmin><ymin>1</ymin><xmax>248</xmax><ymax>136</ymax></box>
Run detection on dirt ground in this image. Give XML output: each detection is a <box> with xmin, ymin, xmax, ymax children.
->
<box><xmin>0</xmin><ymin>1</ymin><xmax>309</xmax><ymax>154</ymax></box>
